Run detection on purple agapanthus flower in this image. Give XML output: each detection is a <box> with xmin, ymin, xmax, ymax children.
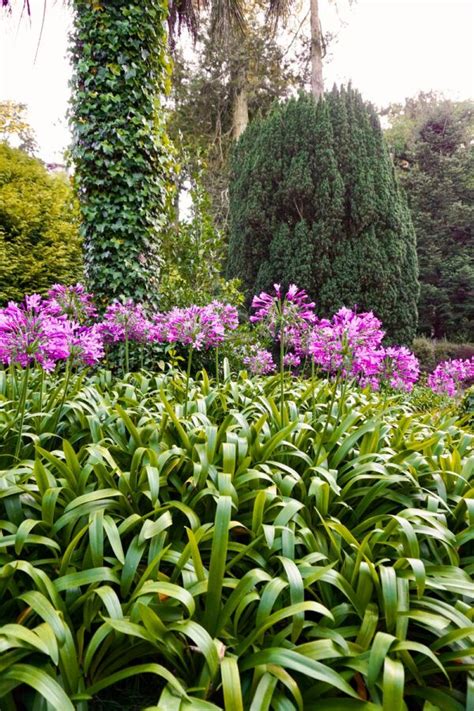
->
<box><xmin>208</xmin><ymin>301</ymin><xmax>239</xmax><ymax>332</ymax></box>
<box><xmin>163</xmin><ymin>305</ymin><xmax>225</xmax><ymax>350</ymax></box>
<box><xmin>99</xmin><ymin>300</ymin><xmax>152</xmax><ymax>344</ymax></box>
<box><xmin>243</xmin><ymin>349</ymin><xmax>276</xmax><ymax>375</ymax></box>
<box><xmin>45</xmin><ymin>283</ymin><xmax>97</xmax><ymax>322</ymax></box>
<box><xmin>0</xmin><ymin>295</ymin><xmax>70</xmax><ymax>371</ymax></box>
<box><xmin>65</xmin><ymin>323</ymin><xmax>105</xmax><ymax>367</ymax></box>
<box><xmin>283</xmin><ymin>352</ymin><xmax>301</xmax><ymax>369</ymax></box>
<box><xmin>428</xmin><ymin>357</ymin><xmax>474</xmax><ymax>397</ymax></box>
<box><xmin>380</xmin><ymin>346</ymin><xmax>420</xmax><ymax>392</ymax></box>
<box><xmin>250</xmin><ymin>284</ymin><xmax>316</xmax><ymax>339</ymax></box>
<box><xmin>151</xmin><ymin>302</ymin><xmax>238</xmax><ymax>351</ymax></box>
<box><xmin>309</xmin><ymin>308</ymin><xmax>385</xmax><ymax>376</ymax></box>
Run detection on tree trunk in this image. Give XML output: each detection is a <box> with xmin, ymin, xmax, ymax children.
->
<box><xmin>310</xmin><ymin>0</ymin><xmax>324</xmax><ymax>100</ymax></box>
<box><xmin>232</xmin><ymin>65</ymin><xmax>249</xmax><ymax>139</ymax></box>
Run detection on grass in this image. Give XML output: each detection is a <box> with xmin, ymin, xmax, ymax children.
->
<box><xmin>0</xmin><ymin>365</ymin><xmax>472</xmax><ymax>709</ymax></box>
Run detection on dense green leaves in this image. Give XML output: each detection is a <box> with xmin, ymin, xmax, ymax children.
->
<box><xmin>0</xmin><ymin>367</ymin><xmax>472</xmax><ymax>708</ymax></box>
<box><xmin>69</xmin><ymin>0</ymin><xmax>171</xmax><ymax>308</ymax></box>
<box><xmin>228</xmin><ymin>87</ymin><xmax>420</xmax><ymax>343</ymax></box>
<box><xmin>385</xmin><ymin>94</ymin><xmax>474</xmax><ymax>340</ymax></box>
<box><xmin>0</xmin><ymin>143</ymin><xmax>82</xmax><ymax>303</ymax></box>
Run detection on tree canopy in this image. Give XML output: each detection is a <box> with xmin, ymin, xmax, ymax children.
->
<box><xmin>228</xmin><ymin>87</ymin><xmax>419</xmax><ymax>343</ymax></box>
<box><xmin>385</xmin><ymin>93</ymin><xmax>474</xmax><ymax>341</ymax></box>
<box><xmin>0</xmin><ymin>143</ymin><xmax>82</xmax><ymax>303</ymax></box>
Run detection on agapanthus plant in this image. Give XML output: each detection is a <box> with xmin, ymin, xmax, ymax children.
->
<box><xmin>309</xmin><ymin>308</ymin><xmax>385</xmax><ymax>376</ymax></box>
<box><xmin>155</xmin><ymin>303</ymin><xmax>239</xmax><ymax>415</ymax></box>
<box><xmin>428</xmin><ymin>357</ymin><xmax>474</xmax><ymax>397</ymax></box>
<box><xmin>243</xmin><ymin>349</ymin><xmax>276</xmax><ymax>376</ymax></box>
<box><xmin>99</xmin><ymin>299</ymin><xmax>152</xmax><ymax>372</ymax></box>
<box><xmin>250</xmin><ymin>284</ymin><xmax>315</xmax><ymax>419</ymax></box>
<box><xmin>0</xmin><ymin>294</ymin><xmax>70</xmax><ymax>371</ymax></box>
<box><xmin>45</xmin><ymin>283</ymin><xmax>97</xmax><ymax>323</ymax></box>
<box><xmin>0</xmin><ymin>294</ymin><xmax>71</xmax><ymax>457</ymax></box>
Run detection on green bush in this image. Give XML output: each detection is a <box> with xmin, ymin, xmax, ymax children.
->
<box><xmin>413</xmin><ymin>336</ymin><xmax>474</xmax><ymax>372</ymax></box>
<box><xmin>406</xmin><ymin>383</ymin><xmax>451</xmax><ymax>413</ymax></box>
<box><xmin>459</xmin><ymin>384</ymin><xmax>474</xmax><ymax>425</ymax></box>
<box><xmin>0</xmin><ymin>143</ymin><xmax>82</xmax><ymax>302</ymax></box>
<box><xmin>228</xmin><ymin>87</ymin><xmax>419</xmax><ymax>344</ymax></box>
<box><xmin>0</xmin><ymin>366</ymin><xmax>472</xmax><ymax>709</ymax></box>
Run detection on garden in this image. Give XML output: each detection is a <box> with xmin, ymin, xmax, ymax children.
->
<box><xmin>0</xmin><ymin>283</ymin><xmax>473</xmax><ymax>710</ymax></box>
<box><xmin>1</xmin><ymin>0</ymin><xmax>473</xmax><ymax>709</ymax></box>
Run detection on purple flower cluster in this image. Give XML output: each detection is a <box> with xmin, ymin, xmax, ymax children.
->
<box><xmin>306</xmin><ymin>308</ymin><xmax>419</xmax><ymax>391</ymax></box>
<box><xmin>309</xmin><ymin>308</ymin><xmax>385</xmax><ymax>374</ymax></box>
<box><xmin>243</xmin><ymin>349</ymin><xmax>276</xmax><ymax>375</ymax></box>
<box><xmin>65</xmin><ymin>323</ymin><xmax>105</xmax><ymax>367</ymax></box>
<box><xmin>250</xmin><ymin>284</ymin><xmax>316</xmax><ymax>339</ymax></box>
<box><xmin>45</xmin><ymin>283</ymin><xmax>97</xmax><ymax>322</ymax></box>
<box><xmin>152</xmin><ymin>302</ymin><xmax>239</xmax><ymax>351</ymax></box>
<box><xmin>428</xmin><ymin>358</ymin><xmax>474</xmax><ymax>397</ymax></box>
<box><xmin>0</xmin><ymin>288</ymin><xmax>241</xmax><ymax>374</ymax></box>
<box><xmin>99</xmin><ymin>300</ymin><xmax>152</xmax><ymax>344</ymax></box>
<box><xmin>0</xmin><ymin>295</ymin><xmax>70</xmax><ymax>371</ymax></box>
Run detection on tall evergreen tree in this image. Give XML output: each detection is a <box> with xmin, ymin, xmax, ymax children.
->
<box><xmin>228</xmin><ymin>87</ymin><xmax>419</xmax><ymax>343</ymax></box>
<box><xmin>385</xmin><ymin>94</ymin><xmax>473</xmax><ymax>340</ymax></box>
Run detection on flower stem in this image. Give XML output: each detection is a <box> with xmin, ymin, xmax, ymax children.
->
<box><xmin>124</xmin><ymin>335</ymin><xmax>130</xmax><ymax>375</ymax></box>
<box><xmin>314</xmin><ymin>372</ymin><xmax>340</xmax><ymax>467</ymax></box>
<box><xmin>14</xmin><ymin>366</ymin><xmax>30</xmax><ymax>460</ymax></box>
<box><xmin>54</xmin><ymin>358</ymin><xmax>72</xmax><ymax>436</ymax></box>
<box><xmin>184</xmin><ymin>346</ymin><xmax>193</xmax><ymax>418</ymax></box>
<box><xmin>280</xmin><ymin>331</ymin><xmax>285</xmax><ymax>424</ymax></box>
<box><xmin>215</xmin><ymin>347</ymin><xmax>220</xmax><ymax>386</ymax></box>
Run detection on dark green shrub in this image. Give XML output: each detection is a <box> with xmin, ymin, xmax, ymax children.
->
<box><xmin>412</xmin><ymin>337</ymin><xmax>436</xmax><ymax>372</ymax></box>
<box><xmin>413</xmin><ymin>337</ymin><xmax>474</xmax><ymax>372</ymax></box>
<box><xmin>228</xmin><ymin>87</ymin><xmax>419</xmax><ymax>343</ymax></box>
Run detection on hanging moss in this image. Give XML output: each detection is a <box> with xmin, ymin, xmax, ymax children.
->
<box><xmin>228</xmin><ymin>87</ymin><xmax>419</xmax><ymax>343</ymax></box>
<box><xmin>70</xmin><ymin>0</ymin><xmax>171</xmax><ymax>308</ymax></box>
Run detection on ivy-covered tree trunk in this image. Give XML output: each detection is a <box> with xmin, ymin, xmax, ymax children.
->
<box><xmin>70</xmin><ymin>0</ymin><xmax>170</xmax><ymax>308</ymax></box>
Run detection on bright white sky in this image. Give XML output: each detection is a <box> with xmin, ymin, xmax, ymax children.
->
<box><xmin>0</xmin><ymin>0</ymin><xmax>472</xmax><ymax>162</ymax></box>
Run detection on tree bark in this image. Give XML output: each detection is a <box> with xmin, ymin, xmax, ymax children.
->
<box><xmin>232</xmin><ymin>82</ymin><xmax>249</xmax><ymax>139</ymax></box>
<box><xmin>310</xmin><ymin>0</ymin><xmax>324</xmax><ymax>100</ymax></box>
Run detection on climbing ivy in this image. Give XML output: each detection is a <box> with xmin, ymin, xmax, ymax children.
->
<box><xmin>70</xmin><ymin>0</ymin><xmax>172</xmax><ymax>308</ymax></box>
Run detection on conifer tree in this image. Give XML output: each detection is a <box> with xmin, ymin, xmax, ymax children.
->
<box><xmin>228</xmin><ymin>88</ymin><xmax>419</xmax><ymax>343</ymax></box>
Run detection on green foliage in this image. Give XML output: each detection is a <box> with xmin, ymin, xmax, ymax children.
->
<box><xmin>0</xmin><ymin>143</ymin><xmax>82</xmax><ymax>303</ymax></box>
<box><xmin>158</xmin><ymin>157</ymin><xmax>243</xmax><ymax>311</ymax></box>
<box><xmin>69</xmin><ymin>0</ymin><xmax>172</xmax><ymax>309</ymax></box>
<box><xmin>385</xmin><ymin>93</ymin><xmax>474</xmax><ymax>340</ymax></box>
<box><xmin>167</xmin><ymin>4</ymin><xmax>301</xmax><ymax>229</ymax></box>
<box><xmin>412</xmin><ymin>336</ymin><xmax>474</xmax><ymax>373</ymax></box>
<box><xmin>228</xmin><ymin>87</ymin><xmax>419</xmax><ymax>343</ymax></box>
<box><xmin>0</xmin><ymin>366</ymin><xmax>472</xmax><ymax>709</ymax></box>
<box><xmin>405</xmin><ymin>384</ymin><xmax>451</xmax><ymax>414</ymax></box>
<box><xmin>0</xmin><ymin>101</ymin><xmax>38</xmax><ymax>154</ymax></box>
<box><xmin>459</xmin><ymin>384</ymin><xmax>474</xmax><ymax>425</ymax></box>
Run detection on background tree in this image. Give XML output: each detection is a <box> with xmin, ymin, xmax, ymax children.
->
<box><xmin>228</xmin><ymin>87</ymin><xmax>419</xmax><ymax>343</ymax></box>
<box><xmin>0</xmin><ymin>143</ymin><xmax>82</xmax><ymax>302</ymax></box>
<box><xmin>168</xmin><ymin>5</ymin><xmax>301</xmax><ymax>229</ymax></box>
<box><xmin>0</xmin><ymin>100</ymin><xmax>37</xmax><ymax>154</ymax></box>
<box><xmin>385</xmin><ymin>93</ymin><xmax>474</xmax><ymax>341</ymax></box>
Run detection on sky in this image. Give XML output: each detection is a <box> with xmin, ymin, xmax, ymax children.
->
<box><xmin>0</xmin><ymin>0</ymin><xmax>473</xmax><ymax>162</ymax></box>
